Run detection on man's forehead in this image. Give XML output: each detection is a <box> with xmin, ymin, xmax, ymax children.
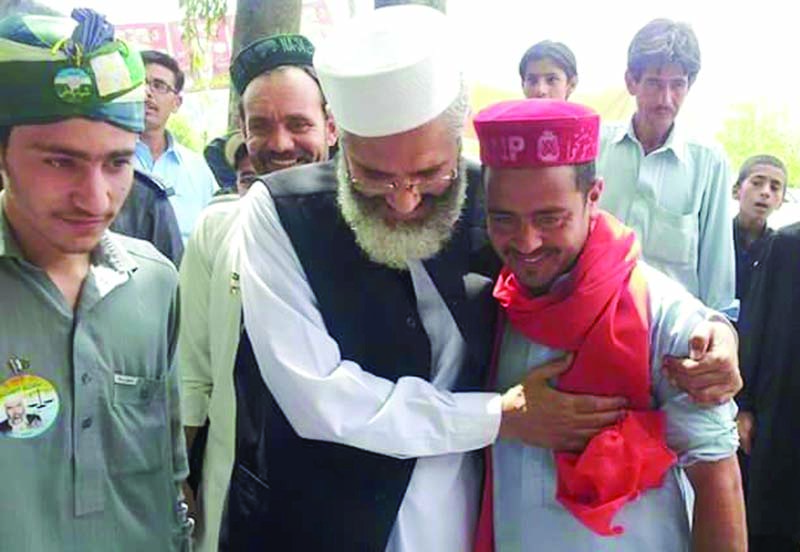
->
<box><xmin>243</xmin><ymin>67</ymin><xmax>322</xmax><ymax>106</ymax></box>
<box><xmin>10</xmin><ymin>120</ymin><xmax>137</xmax><ymax>155</ymax></box>
<box><xmin>145</xmin><ymin>62</ymin><xmax>177</xmax><ymax>82</ymax></box>
<box><xmin>641</xmin><ymin>64</ymin><xmax>689</xmax><ymax>80</ymax></box>
<box><xmin>748</xmin><ymin>165</ymin><xmax>786</xmax><ymax>181</ymax></box>
<box><xmin>487</xmin><ymin>164</ymin><xmax>577</xmax><ymax>185</ymax></box>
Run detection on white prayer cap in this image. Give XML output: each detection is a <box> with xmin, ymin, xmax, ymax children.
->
<box><xmin>313</xmin><ymin>5</ymin><xmax>461</xmax><ymax>138</ymax></box>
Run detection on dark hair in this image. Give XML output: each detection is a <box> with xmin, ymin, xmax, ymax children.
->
<box><xmin>733</xmin><ymin>154</ymin><xmax>787</xmax><ymax>195</ymax></box>
<box><xmin>574</xmin><ymin>161</ymin><xmax>596</xmax><ymax>197</ymax></box>
<box><xmin>482</xmin><ymin>160</ymin><xmax>596</xmax><ymax>197</ymax></box>
<box><xmin>141</xmin><ymin>50</ymin><xmax>185</xmax><ymax>93</ymax></box>
<box><xmin>627</xmin><ymin>19</ymin><xmax>701</xmax><ymax>85</ymax></box>
<box><xmin>518</xmin><ymin>40</ymin><xmax>578</xmax><ymax>81</ymax></box>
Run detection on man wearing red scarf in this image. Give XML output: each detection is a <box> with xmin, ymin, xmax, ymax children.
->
<box><xmin>473</xmin><ymin>99</ymin><xmax>746</xmax><ymax>551</ymax></box>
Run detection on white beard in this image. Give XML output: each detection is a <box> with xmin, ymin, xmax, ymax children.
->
<box><xmin>336</xmin><ymin>157</ymin><xmax>467</xmax><ymax>270</ymax></box>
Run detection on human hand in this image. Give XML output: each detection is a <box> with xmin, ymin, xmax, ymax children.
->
<box><xmin>736</xmin><ymin>411</ymin><xmax>755</xmax><ymax>455</ymax></box>
<box><xmin>499</xmin><ymin>355</ymin><xmax>627</xmax><ymax>451</ymax></box>
<box><xmin>662</xmin><ymin>319</ymin><xmax>742</xmax><ymax>406</ymax></box>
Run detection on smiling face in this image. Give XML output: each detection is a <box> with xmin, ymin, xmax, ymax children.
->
<box><xmin>336</xmin><ymin>115</ymin><xmax>466</xmax><ymax>269</ymax></box>
<box><xmin>1</xmin><ymin>118</ymin><xmax>137</xmax><ymax>265</ymax></box>
<box><xmin>4</xmin><ymin>395</ymin><xmax>26</xmax><ymax>427</ymax></box>
<box><xmin>241</xmin><ymin>66</ymin><xmax>336</xmax><ymax>175</ymax></box>
<box><xmin>486</xmin><ymin>164</ymin><xmax>602</xmax><ymax>294</ymax></box>
<box><xmin>737</xmin><ymin>163</ymin><xmax>786</xmax><ymax>225</ymax></box>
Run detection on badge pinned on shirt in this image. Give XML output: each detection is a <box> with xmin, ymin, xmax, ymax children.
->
<box><xmin>0</xmin><ymin>356</ymin><xmax>60</xmax><ymax>440</ymax></box>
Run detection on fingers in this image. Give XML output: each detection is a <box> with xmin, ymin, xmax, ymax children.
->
<box><xmin>667</xmin><ymin>368</ymin><xmax>732</xmax><ymax>393</ymax></box>
<box><xmin>688</xmin><ymin>320</ymin><xmax>714</xmax><ymax>360</ymax></box>
<box><xmin>739</xmin><ymin>434</ymin><xmax>752</xmax><ymax>455</ymax></box>
<box><xmin>707</xmin><ymin>319</ymin><xmax>738</xmax><ymax>352</ymax></box>
<box><xmin>688</xmin><ymin>384</ymin><xmax>738</xmax><ymax>406</ymax></box>
<box><xmin>662</xmin><ymin>355</ymin><xmax>719</xmax><ymax>377</ymax></box>
<box><xmin>528</xmin><ymin>354</ymin><xmax>573</xmax><ymax>381</ymax></box>
<box><xmin>573</xmin><ymin>409</ymin><xmax>624</xmax><ymax>429</ymax></box>
<box><xmin>570</xmin><ymin>394</ymin><xmax>628</xmax><ymax>414</ymax></box>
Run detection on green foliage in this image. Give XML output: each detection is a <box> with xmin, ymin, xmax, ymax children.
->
<box><xmin>166</xmin><ymin>111</ymin><xmax>206</xmax><ymax>153</ymax></box>
<box><xmin>179</xmin><ymin>0</ymin><xmax>228</xmax><ymax>80</ymax></box>
<box><xmin>717</xmin><ymin>103</ymin><xmax>800</xmax><ymax>186</ymax></box>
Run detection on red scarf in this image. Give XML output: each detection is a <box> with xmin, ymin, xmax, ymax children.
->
<box><xmin>475</xmin><ymin>212</ymin><xmax>676</xmax><ymax>548</ymax></box>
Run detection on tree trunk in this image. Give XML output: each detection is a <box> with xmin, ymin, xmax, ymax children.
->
<box><xmin>374</xmin><ymin>0</ymin><xmax>445</xmax><ymax>13</ymax></box>
<box><xmin>228</xmin><ymin>0</ymin><xmax>302</xmax><ymax>128</ymax></box>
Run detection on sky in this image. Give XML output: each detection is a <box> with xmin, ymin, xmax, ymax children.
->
<box><xmin>40</xmin><ymin>0</ymin><xmax>798</xmax><ymax>136</ymax></box>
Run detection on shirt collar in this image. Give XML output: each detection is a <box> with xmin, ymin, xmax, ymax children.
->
<box><xmin>164</xmin><ymin>131</ymin><xmax>184</xmax><ymax>164</ymax></box>
<box><xmin>619</xmin><ymin>116</ymin><xmax>688</xmax><ymax>164</ymax></box>
<box><xmin>136</xmin><ymin>130</ymin><xmax>184</xmax><ymax>165</ymax></box>
<box><xmin>0</xmin><ymin>192</ymin><xmax>137</xmax><ymax>275</ymax></box>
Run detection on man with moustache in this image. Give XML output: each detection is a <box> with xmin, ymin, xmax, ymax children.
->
<box><xmin>135</xmin><ymin>50</ymin><xmax>217</xmax><ymax>243</ymax></box>
<box><xmin>0</xmin><ymin>393</ymin><xmax>41</xmax><ymax>434</ymax></box>
<box><xmin>224</xmin><ymin>6</ymin><xmax>743</xmax><ymax>551</ymax></box>
<box><xmin>177</xmin><ymin>33</ymin><xmax>336</xmax><ymax>552</ymax></box>
<box><xmin>598</xmin><ymin>19</ymin><xmax>736</xmax><ymax>319</ymax></box>
<box><xmin>0</xmin><ymin>9</ymin><xmax>190</xmax><ymax>550</ymax></box>
<box><xmin>472</xmin><ymin>99</ymin><xmax>744</xmax><ymax>552</ymax></box>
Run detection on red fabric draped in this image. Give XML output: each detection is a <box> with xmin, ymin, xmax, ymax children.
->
<box><xmin>474</xmin><ymin>212</ymin><xmax>675</xmax><ymax>549</ymax></box>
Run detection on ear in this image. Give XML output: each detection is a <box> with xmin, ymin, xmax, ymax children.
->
<box><xmin>732</xmin><ymin>184</ymin><xmax>741</xmax><ymax>201</ymax></box>
<box><xmin>172</xmin><ymin>94</ymin><xmax>183</xmax><ymax>113</ymax></box>
<box><xmin>325</xmin><ymin>106</ymin><xmax>338</xmax><ymax>148</ymax></box>
<box><xmin>566</xmin><ymin>76</ymin><xmax>578</xmax><ymax>99</ymax></box>
<box><xmin>587</xmin><ymin>177</ymin><xmax>604</xmax><ymax>213</ymax></box>
<box><xmin>624</xmin><ymin>70</ymin><xmax>637</xmax><ymax>95</ymax></box>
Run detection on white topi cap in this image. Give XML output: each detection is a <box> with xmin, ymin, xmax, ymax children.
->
<box><xmin>313</xmin><ymin>5</ymin><xmax>461</xmax><ymax>138</ymax></box>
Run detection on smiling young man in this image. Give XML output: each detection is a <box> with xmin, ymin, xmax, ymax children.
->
<box><xmin>135</xmin><ymin>50</ymin><xmax>217</xmax><ymax>243</ymax></box>
<box><xmin>597</xmin><ymin>19</ymin><xmax>736</xmax><ymax>317</ymax></box>
<box><xmin>176</xmin><ymin>33</ymin><xmax>337</xmax><ymax>552</ymax></box>
<box><xmin>223</xmin><ymin>7</ymin><xmax>743</xmax><ymax>552</ymax></box>
<box><xmin>473</xmin><ymin>98</ymin><xmax>746</xmax><ymax>552</ymax></box>
<box><xmin>0</xmin><ymin>9</ymin><xmax>190</xmax><ymax>551</ymax></box>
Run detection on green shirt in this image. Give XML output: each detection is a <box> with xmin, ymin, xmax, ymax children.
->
<box><xmin>0</xmin><ymin>207</ymin><xmax>191</xmax><ymax>551</ymax></box>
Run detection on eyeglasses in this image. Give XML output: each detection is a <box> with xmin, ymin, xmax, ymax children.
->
<box><xmin>145</xmin><ymin>78</ymin><xmax>177</xmax><ymax>95</ymax></box>
<box><xmin>345</xmin><ymin>157</ymin><xmax>459</xmax><ymax>196</ymax></box>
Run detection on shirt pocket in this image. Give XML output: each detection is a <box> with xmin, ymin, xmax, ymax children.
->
<box><xmin>108</xmin><ymin>374</ymin><xmax>169</xmax><ymax>474</ymax></box>
<box><xmin>643</xmin><ymin>202</ymin><xmax>698</xmax><ymax>268</ymax></box>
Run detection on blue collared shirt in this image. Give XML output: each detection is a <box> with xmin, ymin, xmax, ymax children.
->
<box><xmin>597</xmin><ymin>120</ymin><xmax>736</xmax><ymax>314</ymax></box>
<box><xmin>135</xmin><ymin>132</ymin><xmax>218</xmax><ymax>243</ymax></box>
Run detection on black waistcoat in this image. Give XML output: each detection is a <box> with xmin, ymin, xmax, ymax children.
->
<box><xmin>223</xmin><ymin>160</ymin><xmax>497</xmax><ymax>551</ymax></box>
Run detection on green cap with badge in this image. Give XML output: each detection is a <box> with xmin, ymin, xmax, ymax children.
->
<box><xmin>230</xmin><ymin>33</ymin><xmax>315</xmax><ymax>96</ymax></box>
<box><xmin>0</xmin><ymin>8</ymin><xmax>145</xmax><ymax>132</ymax></box>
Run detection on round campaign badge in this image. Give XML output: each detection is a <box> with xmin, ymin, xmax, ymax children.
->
<box><xmin>53</xmin><ymin>66</ymin><xmax>94</xmax><ymax>104</ymax></box>
<box><xmin>0</xmin><ymin>374</ymin><xmax>60</xmax><ymax>440</ymax></box>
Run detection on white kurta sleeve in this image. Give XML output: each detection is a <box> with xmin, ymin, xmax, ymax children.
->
<box><xmin>239</xmin><ymin>182</ymin><xmax>501</xmax><ymax>459</ymax></box>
